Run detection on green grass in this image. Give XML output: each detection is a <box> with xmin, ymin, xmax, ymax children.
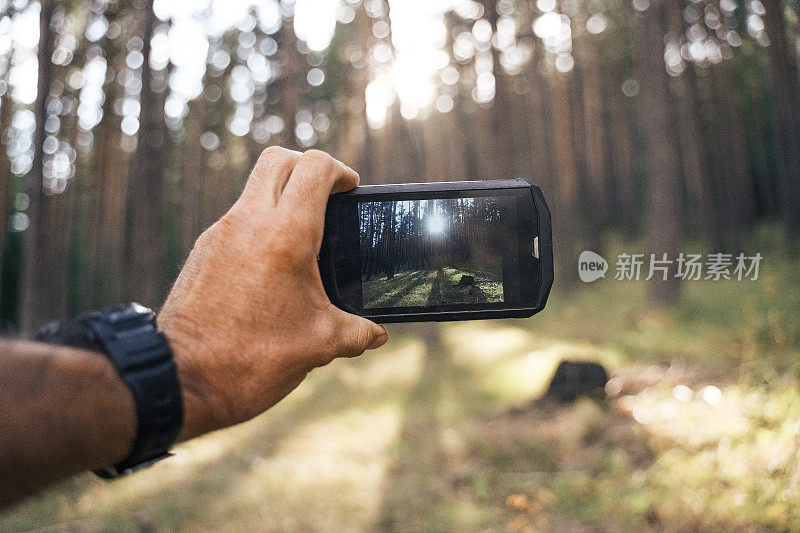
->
<box><xmin>363</xmin><ymin>269</ymin><xmax>437</xmax><ymax>308</ymax></box>
<box><xmin>3</xmin><ymin>229</ymin><xmax>800</xmax><ymax>531</ymax></box>
<box><xmin>364</xmin><ymin>265</ymin><xmax>504</xmax><ymax>308</ymax></box>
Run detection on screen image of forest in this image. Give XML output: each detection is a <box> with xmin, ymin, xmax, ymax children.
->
<box><xmin>359</xmin><ymin>196</ymin><xmax>511</xmax><ymax>309</ymax></box>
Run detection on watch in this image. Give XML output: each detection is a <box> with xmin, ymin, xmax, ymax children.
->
<box><xmin>36</xmin><ymin>303</ymin><xmax>184</xmax><ymax>478</ymax></box>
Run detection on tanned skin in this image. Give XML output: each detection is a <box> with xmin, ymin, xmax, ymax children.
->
<box><xmin>0</xmin><ymin>148</ymin><xmax>389</xmax><ymax>508</ymax></box>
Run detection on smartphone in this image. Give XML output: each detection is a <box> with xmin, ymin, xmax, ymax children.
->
<box><xmin>319</xmin><ymin>179</ymin><xmax>553</xmax><ymax>323</ymax></box>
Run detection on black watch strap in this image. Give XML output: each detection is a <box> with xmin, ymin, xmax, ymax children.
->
<box><xmin>37</xmin><ymin>303</ymin><xmax>184</xmax><ymax>478</ymax></box>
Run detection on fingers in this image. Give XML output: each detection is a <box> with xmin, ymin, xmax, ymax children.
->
<box><xmin>238</xmin><ymin>146</ymin><xmax>302</xmax><ymax>209</ymax></box>
<box><xmin>234</xmin><ymin>149</ymin><xmax>357</xmax><ymax>253</ymax></box>
<box><xmin>279</xmin><ymin>150</ymin><xmax>359</xmax><ymax>224</ymax></box>
<box><xmin>332</xmin><ymin>309</ymin><xmax>388</xmax><ymax>359</ymax></box>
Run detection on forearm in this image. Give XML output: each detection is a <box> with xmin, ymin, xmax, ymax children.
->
<box><xmin>0</xmin><ymin>148</ymin><xmax>389</xmax><ymax>507</ymax></box>
<box><xmin>0</xmin><ymin>341</ymin><xmax>135</xmax><ymax>507</ymax></box>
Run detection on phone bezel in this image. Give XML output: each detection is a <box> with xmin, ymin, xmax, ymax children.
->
<box><xmin>319</xmin><ymin>179</ymin><xmax>553</xmax><ymax>323</ymax></box>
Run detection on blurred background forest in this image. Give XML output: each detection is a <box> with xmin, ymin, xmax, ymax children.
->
<box><xmin>0</xmin><ymin>0</ymin><xmax>799</xmax><ymax>331</ymax></box>
<box><xmin>2</xmin><ymin>0</ymin><xmax>800</xmax><ymax>530</ymax></box>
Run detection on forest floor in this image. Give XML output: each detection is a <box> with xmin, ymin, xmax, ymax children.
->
<box><xmin>3</xmin><ymin>229</ymin><xmax>800</xmax><ymax>532</ymax></box>
<box><xmin>364</xmin><ymin>266</ymin><xmax>504</xmax><ymax>308</ymax></box>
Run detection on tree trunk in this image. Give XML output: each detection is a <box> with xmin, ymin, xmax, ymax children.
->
<box><xmin>710</xmin><ymin>60</ymin><xmax>754</xmax><ymax>251</ymax></box>
<box><xmin>607</xmin><ymin>65</ymin><xmax>638</xmax><ymax>241</ymax></box>
<box><xmin>56</xmin><ymin>7</ymin><xmax>89</xmax><ymax>317</ymax></box>
<box><xmin>0</xmin><ymin>57</ymin><xmax>14</xmax><ymax>305</ymax></box>
<box><xmin>372</xmin><ymin>113</ymin><xmax>394</xmax><ymax>185</ymax></box>
<box><xmin>525</xmin><ymin>61</ymin><xmax>554</xmax><ymax>193</ymax></box>
<box><xmin>19</xmin><ymin>0</ymin><xmax>79</xmax><ymax>329</ymax></box>
<box><xmin>576</xmin><ymin>32</ymin><xmax>608</xmax><ymax>249</ymax></box>
<box><xmin>664</xmin><ymin>0</ymin><xmax>722</xmax><ymax>250</ymax></box>
<box><xmin>473</xmin><ymin>103</ymin><xmax>498</xmax><ymax>178</ymax></box>
<box><xmin>181</xmin><ymin>96</ymin><xmax>208</xmax><ymax>257</ymax></box>
<box><xmin>748</xmin><ymin>88</ymin><xmax>779</xmax><ymax>220</ymax></box>
<box><xmin>762</xmin><ymin>0</ymin><xmax>800</xmax><ymax>237</ymax></box>
<box><xmin>20</xmin><ymin>0</ymin><xmax>57</xmax><ymax>333</ymax></box>
<box><xmin>374</xmin><ymin>104</ymin><xmax>423</xmax><ymax>184</ymax></box>
<box><xmin>86</xmin><ymin>95</ymin><xmax>129</xmax><ymax>308</ymax></box>
<box><xmin>338</xmin><ymin>6</ymin><xmax>371</xmax><ymax>169</ymax></box>
<box><xmin>549</xmin><ymin>70</ymin><xmax>581</xmax><ymax>287</ymax></box>
<box><xmin>493</xmin><ymin>72</ymin><xmax>519</xmax><ymax>179</ymax></box>
<box><xmin>202</xmin><ymin>131</ymin><xmax>237</xmax><ymax>228</ymax></box>
<box><xmin>128</xmin><ymin>0</ymin><xmax>169</xmax><ymax>308</ymax></box>
<box><xmin>674</xmin><ymin>62</ymin><xmax>723</xmax><ymax>251</ymax></box>
<box><xmin>423</xmin><ymin>111</ymin><xmax>447</xmax><ymax>181</ymax></box>
<box><xmin>280</xmin><ymin>16</ymin><xmax>301</xmax><ymax>152</ymax></box>
<box><xmin>636</xmin><ymin>0</ymin><xmax>682</xmax><ymax>302</ymax></box>
<box><xmin>79</xmin><ymin>0</ymin><xmax>128</xmax><ymax>310</ymax></box>
<box><xmin>479</xmin><ymin>0</ymin><xmax>516</xmax><ymax>179</ymax></box>
<box><xmin>423</xmin><ymin>104</ymin><xmax>468</xmax><ymax>181</ymax></box>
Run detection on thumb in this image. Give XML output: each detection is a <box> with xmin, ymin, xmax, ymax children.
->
<box><xmin>334</xmin><ymin>310</ymin><xmax>389</xmax><ymax>358</ymax></box>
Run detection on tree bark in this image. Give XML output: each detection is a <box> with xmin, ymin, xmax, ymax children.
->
<box><xmin>636</xmin><ymin>0</ymin><xmax>682</xmax><ymax>302</ymax></box>
<box><xmin>607</xmin><ymin>65</ymin><xmax>638</xmax><ymax>241</ymax></box>
<box><xmin>762</xmin><ymin>0</ymin><xmax>800</xmax><ymax>237</ymax></box>
<box><xmin>338</xmin><ymin>6</ymin><xmax>372</xmax><ymax>169</ymax></box>
<box><xmin>372</xmin><ymin>114</ymin><xmax>393</xmax><ymax>185</ymax></box>
<box><xmin>423</xmin><ymin>104</ymin><xmax>468</xmax><ymax>181</ymax></box>
<box><xmin>181</xmin><ymin>96</ymin><xmax>208</xmax><ymax>257</ymax></box>
<box><xmin>575</xmin><ymin>31</ymin><xmax>608</xmax><ymax>249</ymax></box>
<box><xmin>549</xmin><ymin>70</ymin><xmax>581</xmax><ymax>287</ymax></box>
<box><xmin>673</xmin><ymin>62</ymin><xmax>723</xmax><ymax>251</ymax></box>
<box><xmin>664</xmin><ymin>0</ymin><xmax>722</xmax><ymax>250</ymax></box>
<box><xmin>0</xmin><ymin>55</ymin><xmax>14</xmax><ymax>303</ymax></box>
<box><xmin>128</xmin><ymin>0</ymin><xmax>169</xmax><ymax>308</ymax></box>
<box><xmin>55</xmin><ymin>4</ymin><xmax>89</xmax><ymax>317</ymax></box>
<box><xmin>20</xmin><ymin>0</ymin><xmax>57</xmax><ymax>333</ymax></box>
<box><xmin>279</xmin><ymin>16</ymin><xmax>301</xmax><ymax>152</ymax></box>
<box><xmin>473</xmin><ymin>102</ymin><xmax>499</xmax><ymax>178</ymax></box>
<box><xmin>525</xmin><ymin>60</ymin><xmax>555</xmax><ymax>194</ymax></box>
<box><xmin>85</xmin><ymin>15</ymin><xmax>128</xmax><ymax>309</ymax></box>
<box><xmin>710</xmin><ymin>60</ymin><xmax>754</xmax><ymax>251</ymax></box>
<box><xmin>481</xmin><ymin>0</ymin><xmax>516</xmax><ymax>179</ymax></box>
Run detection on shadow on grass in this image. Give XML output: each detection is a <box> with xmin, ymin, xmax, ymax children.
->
<box><xmin>375</xmin><ymin>325</ymin><xmax>663</xmax><ymax>532</ymax></box>
<box><xmin>376</xmin><ymin>324</ymin><xmax>517</xmax><ymax>531</ymax></box>
<box><xmin>0</xmin><ymin>341</ymin><xmax>421</xmax><ymax>532</ymax></box>
<box><xmin>364</xmin><ymin>270</ymin><xmax>435</xmax><ymax>308</ymax></box>
<box><xmin>426</xmin><ymin>270</ymin><xmax>446</xmax><ymax>307</ymax></box>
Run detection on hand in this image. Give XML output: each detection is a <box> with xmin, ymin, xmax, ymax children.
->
<box><xmin>158</xmin><ymin>147</ymin><xmax>389</xmax><ymax>440</ymax></box>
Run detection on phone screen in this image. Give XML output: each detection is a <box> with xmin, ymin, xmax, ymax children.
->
<box><xmin>327</xmin><ymin>187</ymin><xmax>541</xmax><ymax>317</ymax></box>
<box><xmin>358</xmin><ymin>196</ymin><xmax>517</xmax><ymax>309</ymax></box>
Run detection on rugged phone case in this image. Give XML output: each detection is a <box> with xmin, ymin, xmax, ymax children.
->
<box><xmin>318</xmin><ymin>179</ymin><xmax>553</xmax><ymax>323</ymax></box>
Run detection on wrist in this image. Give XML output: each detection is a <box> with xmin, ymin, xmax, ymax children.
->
<box><xmin>78</xmin><ymin>346</ymin><xmax>138</xmax><ymax>467</ymax></box>
<box><xmin>158</xmin><ymin>314</ymin><xmax>226</xmax><ymax>441</ymax></box>
<box><xmin>37</xmin><ymin>304</ymin><xmax>185</xmax><ymax>477</ymax></box>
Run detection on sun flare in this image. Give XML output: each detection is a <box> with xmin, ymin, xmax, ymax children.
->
<box><xmin>427</xmin><ymin>213</ymin><xmax>446</xmax><ymax>235</ymax></box>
